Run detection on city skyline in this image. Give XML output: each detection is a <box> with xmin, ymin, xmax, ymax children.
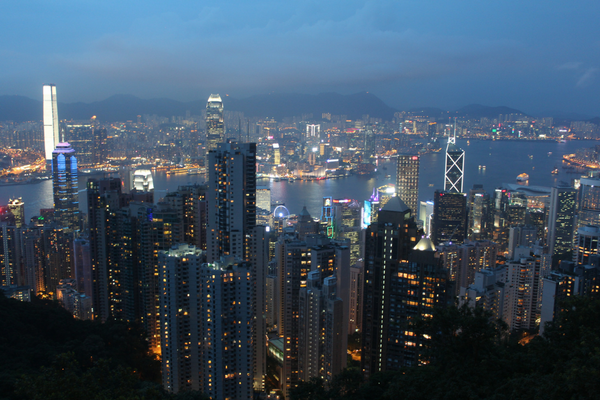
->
<box><xmin>2</xmin><ymin>1</ymin><xmax>600</xmax><ymax>116</ymax></box>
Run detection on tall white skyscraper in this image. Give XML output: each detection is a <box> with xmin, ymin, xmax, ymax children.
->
<box><xmin>206</xmin><ymin>94</ymin><xmax>224</xmax><ymax>156</ymax></box>
<box><xmin>444</xmin><ymin>137</ymin><xmax>465</xmax><ymax>193</ymax></box>
<box><xmin>43</xmin><ymin>84</ymin><xmax>60</xmax><ymax>162</ymax></box>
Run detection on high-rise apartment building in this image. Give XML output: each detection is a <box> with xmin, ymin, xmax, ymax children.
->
<box><xmin>444</xmin><ymin>134</ymin><xmax>465</xmax><ymax>193</ymax></box>
<box><xmin>43</xmin><ymin>84</ymin><xmax>60</xmax><ymax>162</ymax></box>
<box><xmin>159</xmin><ymin>246</ymin><xmax>253</xmax><ymax>400</ymax></box>
<box><xmin>52</xmin><ymin>143</ymin><xmax>79</xmax><ymax>231</ymax></box>
<box><xmin>298</xmin><ymin>272</ymin><xmax>346</xmax><ymax>382</ymax></box>
<box><xmin>206</xmin><ymin>94</ymin><xmax>224</xmax><ymax>157</ymax></box>
<box><xmin>503</xmin><ymin>247</ymin><xmax>549</xmax><ymax>331</ymax></box>
<box><xmin>432</xmin><ymin>190</ymin><xmax>467</xmax><ymax>245</ymax></box>
<box><xmin>207</xmin><ymin>141</ymin><xmax>256</xmax><ymax>262</ymax></box>
<box><xmin>361</xmin><ymin>197</ymin><xmax>448</xmax><ymax>376</ymax></box>
<box><xmin>547</xmin><ymin>186</ymin><xmax>577</xmax><ymax>257</ymax></box>
<box><xmin>396</xmin><ymin>154</ymin><xmax>420</xmax><ymax>215</ymax></box>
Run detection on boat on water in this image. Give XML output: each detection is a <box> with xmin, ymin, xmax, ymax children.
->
<box><xmin>517</xmin><ymin>173</ymin><xmax>529</xmax><ymax>182</ymax></box>
<box><xmin>551</xmin><ymin>168</ymin><xmax>559</xmax><ymax>175</ymax></box>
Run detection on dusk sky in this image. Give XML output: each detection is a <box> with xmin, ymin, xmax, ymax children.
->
<box><xmin>2</xmin><ymin>0</ymin><xmax>600</xmax><ymax>115</ymax></box>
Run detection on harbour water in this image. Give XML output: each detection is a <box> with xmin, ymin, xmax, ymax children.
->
<box><xmin>1</xmin><ymin>139</ymin><xmax>594</xmax><ymax>221</ymax></box>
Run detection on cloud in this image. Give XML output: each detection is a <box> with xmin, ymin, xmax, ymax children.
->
<box><xmin>47</xmin><ymin>2</ymin><xmax>523</xmax><ymax>101</ymax></box>
<box><xmin>577</xmin><ymin>67</ymin><xmax>598</xmax><ymax>87</ymax></box>
<box><xmin>557</xmin><ymin>61</ymin><xmax>582</xmax><ymax>70</ymax></box>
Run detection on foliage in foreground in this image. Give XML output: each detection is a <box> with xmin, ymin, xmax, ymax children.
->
<box><xmin>0</xmin><ymin>292</ymin><xmax>207</xmax><ymax>400</ymax></box>
<box><xmin>291</xmin><ymin>297</ymin><xmax>600</xmax><ymax>400</ymax></box>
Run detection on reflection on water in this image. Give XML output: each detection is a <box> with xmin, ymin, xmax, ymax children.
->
<box><xmin>1</xmin><ymin>139</ymin><xmax>596</xmax><ymax>221</ymax></box>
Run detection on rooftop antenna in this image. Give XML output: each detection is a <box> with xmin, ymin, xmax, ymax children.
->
<box><xmin>449</xmin><ymin>117</ymin><xmax>457</xmax><ymax>145</ymax></box>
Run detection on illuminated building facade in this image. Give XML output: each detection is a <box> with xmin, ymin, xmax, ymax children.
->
<box><xmin>444</xmin><ymin>136</ymin><xmax>465</xmax><ymax>193</ymax></box>
<box><xmin>574</xmin><ymin>225</ymin><xmax>600</xmax><ymax>265</ymax></box>
<box><xmin>52</xmin><ymin>143</ymin><xmax>79</xmax><ymax>231</ymax></box>
<box><xmin>396</xmin><ymin>154</ymin><xmax>420</xmax><ymax>215</ymax></box>
<box><xmin>206</xmin><ymin>94</ymin><xmax>224</xmax><ymax>156</ymax></box>
<box><xmin>577</xmin><ymin>177</ymin><xmax>600</xmax><ymax>228</ymax></box>
<box><xmin>432</xmin><ymin>191</ymin><xmax>467</xmax><ymax>246</ymax></box>
<box><xmin>207</xmin><ymin>141</ymin><xmax>256</xmax><ymax>263</ymax></box>
<box><xmin>159</xmin><ymin>247</ymin><xmax>253</xmax><ymax>400</ymax></box>
<box><xmin>547</xmin><ymin>186</ymin><xmax>577</xmax><ymax>257</ymax></box>
<box><xmin>7</xmin><ymin>198</ymin><xmax>24</xmax><ymax>228</ymax></box>
<box><xmin>43</xmin><ymin>84</ymin><xmax>60</xmax><ymax>162</ymax></box>
<box><xmin>361</xmin><ymin>197</ymin><xmax>448</xmax><ymax>376</ymax></box>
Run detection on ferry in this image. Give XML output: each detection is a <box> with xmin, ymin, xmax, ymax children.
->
<box><xmin>517</xmin><ymin>173</ymin><xmax>529</xmax><ymax>182</ymax></box>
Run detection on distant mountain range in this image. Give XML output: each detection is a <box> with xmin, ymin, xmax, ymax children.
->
<box><xmin>0</xmin><ymin>92</ymin><xmax>596</xmax><ymax>124</ymax></box>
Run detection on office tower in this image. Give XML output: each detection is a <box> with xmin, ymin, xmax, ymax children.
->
<box><xmin>7</xmin><ymin>198</ymin><xmax>24</xmax><ymax>228</ymax></box>
<box><xmin>43</xmin><ymin>84</ymin><xmax>59</xmax><ymax>162</ymax></box>
<box><xmin>396</xmin><ymin>154</ymin><xmax>420</xmax><ymax>215</ymax></box>
<box><xmin>65</xmin><ymin>121</ymin><xmax>93</xmax><ymax>165</ymax></box>
<box><xmin>159</xmin><ymin>247</ymin><xmax>253</xmax><ymax>399</ymax></box>
<box><xmin>503</xmin><ymin>247</ymin><xmax>548</xmax><ymax>331</ymax></box>
<box><xmin>256</xmin><ymin>186</ymin><xmax>271</xmax><ymax>212</ymax></box>
<box><xmin>361</xmin><ymin>197</ymin><xmax>448</xmax><ymax>376</ymax></box>
<box><xmin>468</xmin><ymin>185</ymin><xmax>492</xmax><ymax>240</ymax></box>
<box><xmin>437</xmin><ymin>240</ymin><xmax>498</xmax><ymax>294</ymax></box>
<box><xmin>207</xmin><ymin>141</ymin><xmax>256</xmax><ymax>263</ymax></box>
<box><xmin>321</xmin><ymin>197</ymin><xmax>340</xmax><ymax>238</ymax></box>
<box><xmin>547</xmin><ymin>186</ymin><xmax>577</xmax><ymax>257</ymax></box>
<box><xmin>577</xmin><ymin>176</ymin><xmax>600</xmax><ymax>228</ymax></box>
<box><xmin>574</xmin><ymin>225</ymin><xmax>600</xmax><ymax>265</ymax></box>
<box><xmin>444</xmin><ymin>130</ymin><xmax>465</xmax><ymax>193</ymax></box>
<box><xmin>206</xmin><ymin>94</ymin><xmax>224</xmax><ymax>156</ymax></box>
<box><xmin>132</xmin><ymin>169</ymin><xmax>154</xmax><ymax>192</ymax></box>
<box><xmin>298</xmin><ymin>272</ymin><xmax>345</xmax><ymax>382</ymax></box>
<box><xmin>432</xmin><ymin>191</ymin><xmax>467</xmax><ymax>245</ymax></box>
<box><xmin>52</xmin><ymin>143</ymin><xmax>79</xmax><ymax>231</ymax></box>
<box><xmin>273</xmin><ymin>143</ymin><xmax>281</xmax><ymax>164</ymax></box>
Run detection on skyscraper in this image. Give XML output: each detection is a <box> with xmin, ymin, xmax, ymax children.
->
<box><xmin>52</xmin><ymin>143</ymin><xmax>79</xmax><ymax>231</ymax></box>
<box><xmin>206</xmin><ymin>94</ymin><xmax>224</xmax><ymax>157</ymax></box>
<box><xmin>159</xmin><ymin>247</ymin><xmax>253</xmax><ymax>399</ymax></box>
<box><xmin>43</xmin><ymin>84</ymin><xmax>60</xmax><ymax>162</ymax></box>
<box><xmin>547</xmin><ymin>186</ymin><xmax>577</xmax><ymax>257</ymax></box>
<box><xmin>432</xmin><ymin>190</ymin><xmax>467</xmax><ymax>245</ymax></box>
<box><xmin>361</xmin><ymin>197</ymin><xmax>448</xmax><ymax>376</ymax></box>
<box><xmin>207</xmin><ymin>141</ymin><xmax>256</xmax><ymax>263</ymax></box>
<box><xmin>444</xmin><ymin>131</ymin><xmax>465</xmax><ymax>193</ymax></box>
<box><xmin>7</xmin><ymin>198</ymin><xmax>24</xmax><ymax>228</ymax></box>
<box><xmin>396</xmin><ymin>154</ymin><xmax>420</xmax><ymax>215</ymax></box>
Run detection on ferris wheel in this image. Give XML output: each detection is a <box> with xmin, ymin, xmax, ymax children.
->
<box><xmin>273</xmin><ymin>205</ymin><xmax>290</xmax><ymax>219</ymax></box>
